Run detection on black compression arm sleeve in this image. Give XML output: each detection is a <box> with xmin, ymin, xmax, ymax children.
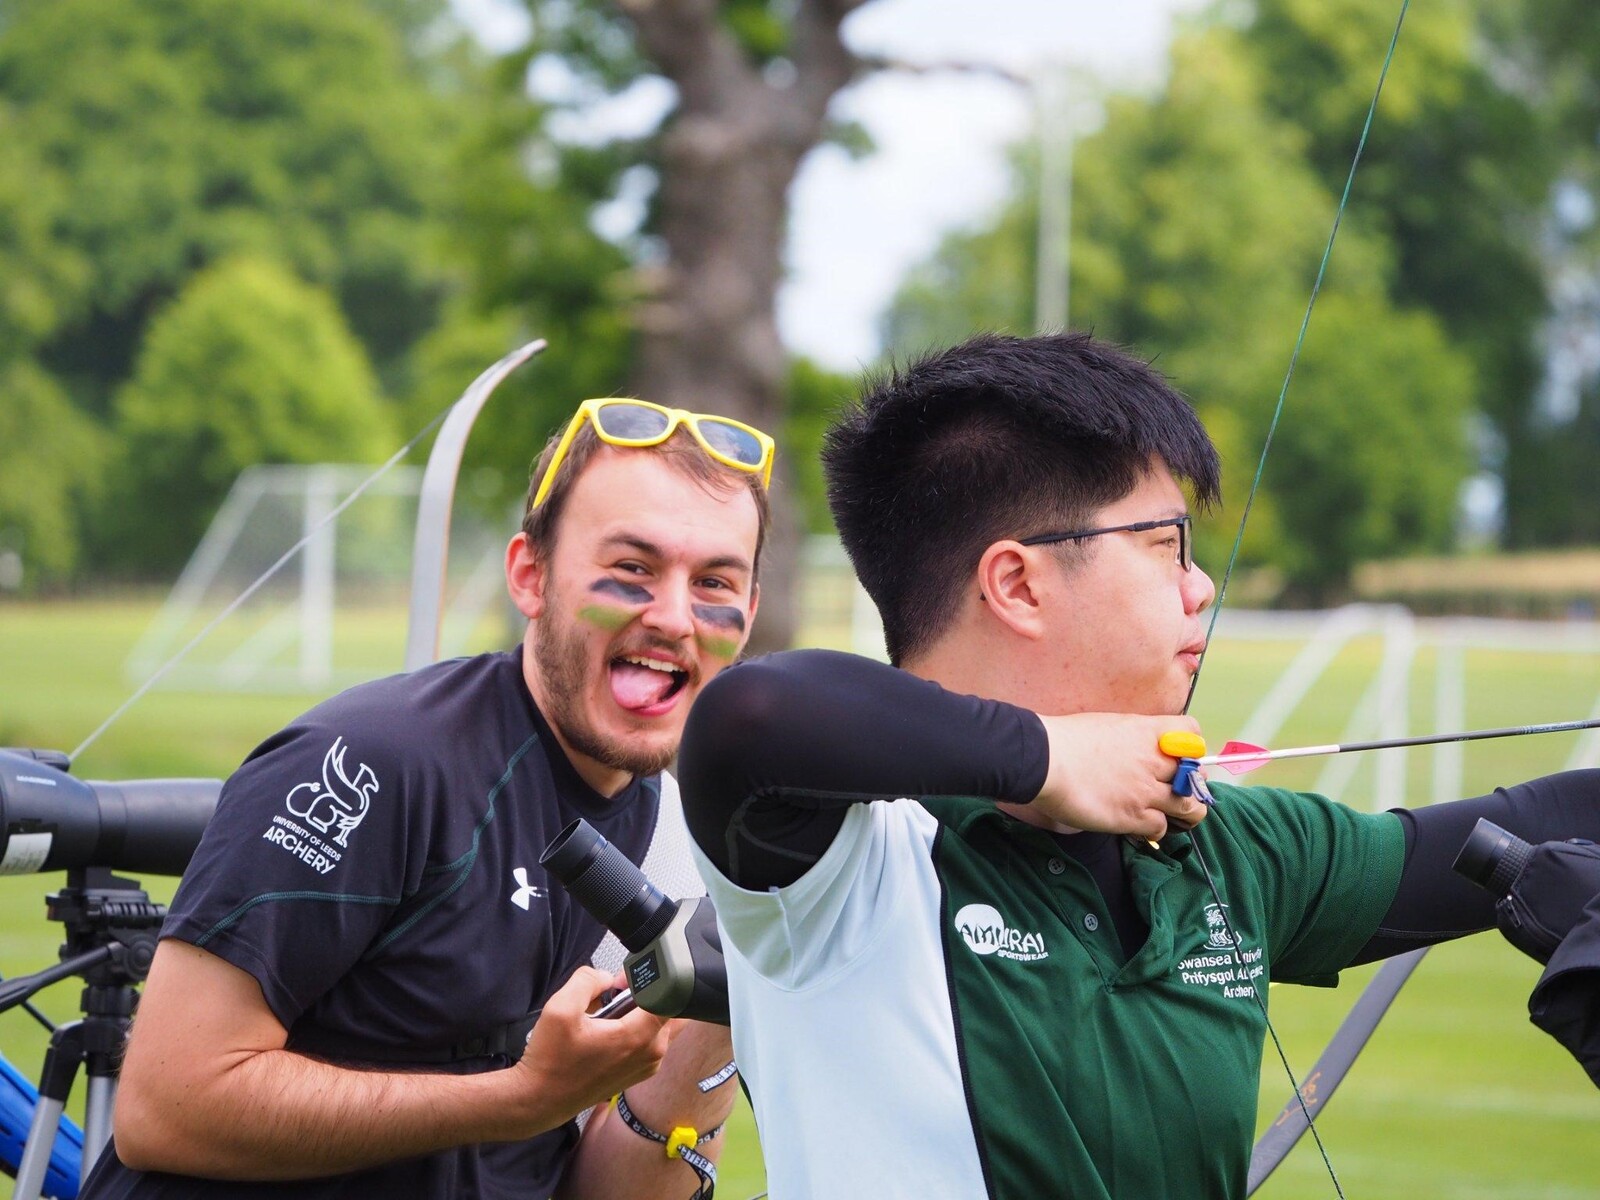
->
<box><xmin>1352</xmin><ymin>768</ymin><xmax>1600</xmax><ymax>964</ymax></box>
<box><xmin>678</xmin><ymin>649</ymin><xmax>1051</xmax><ymax>890</ymax></box>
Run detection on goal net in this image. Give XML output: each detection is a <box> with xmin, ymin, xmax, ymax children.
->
<box><xmin>125</xmin><ymin>464</ymin><xmax>515</xmax><ymax>693</ymax></box>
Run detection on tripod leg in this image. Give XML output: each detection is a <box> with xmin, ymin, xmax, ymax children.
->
<box><xmin>14</xmin><ymin>1093</ymin><xmax>70</xmax><ymax>1200</ymax></box>
<box><xmin>15</xmin><ymin>1020</ymin><xmax>86</xmax><ymax>1200</ymax></box>
<box><xmin>85</xmin><ymin>1074</ymin><xmax>117</xmax><ymax>1165</ymax></box>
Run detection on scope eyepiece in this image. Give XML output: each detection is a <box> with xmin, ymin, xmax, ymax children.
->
<box><xmin>1452</xmin><ymin>818</ymin><xmax>1535</xmax><ymax>899</ymax></box>
<box><xmin>540</xmin><ymin>819</ymin><xmax>677</xmax><ymax>952</ymax></box>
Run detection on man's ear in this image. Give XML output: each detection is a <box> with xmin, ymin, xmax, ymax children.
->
<box><xmin>976</xmin><ymin>541</ymin><xmax>1050</xmax><ymax>641</ymax></box>
<box><xmin>504</xmin><ymin>532</ymin><xmax>547</xmax><ymax>620</ymax></box>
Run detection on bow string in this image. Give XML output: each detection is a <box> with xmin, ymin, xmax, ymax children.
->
<box><xmin>1174</xmin><ymin>3</ymin><xmax>1414</xmax><ymax>1196</ymax></box>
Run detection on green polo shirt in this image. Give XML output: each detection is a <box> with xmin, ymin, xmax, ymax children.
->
<box><xmin>701</xmin><ymin>781</ymin><xmax>1405</xmax><ymax>1199</ymax></box>
<box><xmin>927</xmin><ymin>782</ymin><xmax>1404</xmax><ymax>1197</ymax></box>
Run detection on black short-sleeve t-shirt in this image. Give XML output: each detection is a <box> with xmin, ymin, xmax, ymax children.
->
<box><xmin>82</xmin><ymin>650</ymin><xmax>666</xmax><ymax>1200</ymax></box>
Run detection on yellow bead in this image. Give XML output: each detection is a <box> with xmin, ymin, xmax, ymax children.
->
<box><xmin>666</xmin><ymin>1126</ymin><xmax>699</xmax><ymax>1160</ymax></box>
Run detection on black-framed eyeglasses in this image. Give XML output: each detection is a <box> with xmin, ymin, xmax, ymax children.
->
<box><xmin>1019</xmin><ymin>515</ymin><xmax>1193</xmax><ymax>571</ymax></box>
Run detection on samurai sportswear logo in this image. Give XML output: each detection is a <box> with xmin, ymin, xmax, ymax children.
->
<box><xmin>954</xmin><ymin>903</ymin><xmax>1048</xmax><ymax>962</ymax></box>
<box><xmin>262</xmin><ymin>737</ymin><xmax>377</xmax><ymax>875</ymax></box>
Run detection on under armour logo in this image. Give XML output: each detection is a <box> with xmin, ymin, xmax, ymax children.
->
<box><xmin>510</xmin><ymin>867</ymin><xmax>546</xmax><ymax>910</ymax></box>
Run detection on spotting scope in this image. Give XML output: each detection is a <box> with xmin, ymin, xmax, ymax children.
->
<box><xmin>0</xmin><ymin>749</ymin><xmax>220</xmax><ymax>877</ymax></box>
<box><xmin>541</xmin><ymin>818</ymin><xmax>728</xmax><ymax>1024</ymax></box>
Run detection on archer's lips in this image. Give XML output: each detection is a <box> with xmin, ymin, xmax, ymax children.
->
<box><xmin>1178</xmin><ymin>642</ymin><xmax>1207</xmax><ymax>671</ymax></box>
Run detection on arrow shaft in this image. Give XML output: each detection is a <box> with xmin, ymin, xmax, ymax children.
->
<box><xmin>1207</xmin><ymin>743</ymin><xmax>1340</xmax><ymax>767</ymax></box>
<box><xmin>1202</xmin><ymin>717</ymin><xmax>1600</xmax><ymax>769</ymax></box>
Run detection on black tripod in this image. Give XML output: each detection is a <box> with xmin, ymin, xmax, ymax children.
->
<box><xmin>0</xmin><ymin>867</ymin><xmax>165</xmax><ymax>1199</ymax></box>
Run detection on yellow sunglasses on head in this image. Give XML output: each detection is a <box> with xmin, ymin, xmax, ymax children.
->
<box><xmin>531</xmin><ymin>398</ymin><xmax>776</xmax><ymax>509</ymax></box>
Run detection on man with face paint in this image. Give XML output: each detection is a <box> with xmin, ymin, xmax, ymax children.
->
<box><xmin>85</xmin><ymin>399</ymin><xmax>770</xmax><ymax>1200</ymax></box>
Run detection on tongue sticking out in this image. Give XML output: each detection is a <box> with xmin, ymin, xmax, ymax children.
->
<box><xmin>610</xmin><ymin>661</ymin><xmax>679</xmax><ymax>711</ymax></box>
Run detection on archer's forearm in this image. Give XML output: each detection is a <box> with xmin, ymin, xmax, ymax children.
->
<box><xmin>1353</xmin><ymin>768</ymin><xmax>1600</xmax><ymax>963</ymax></box>
<box><xmin>679</xmin><ymin>649</ymin><xmax>1047</xmax><ymax>884</ymax></box>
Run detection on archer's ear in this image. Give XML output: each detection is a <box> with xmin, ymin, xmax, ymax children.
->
<box><xmin>504</xmin><ymin>532</ymin><xmax>547</xmax><ymax>620</ymax></box>
<box><xmin>976</xmin><ymin>541</ymin><xmax>1051</xmax><ymax>641</ymax></box>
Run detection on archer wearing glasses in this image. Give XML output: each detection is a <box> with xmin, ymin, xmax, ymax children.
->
<box><xmin>90</xmin><ymin>393</ymin><xmax>771</xmax><ymax>1200</ymax></box>
<box><xmin>676</xmin><ymin>331</ymin><xmax>1600</xmax><ymax>1200</ymax></box>
<box><xmin>1021</xmin><ymin>514</ymin><xmax>1193</xmax><ymax>571</ymax></box>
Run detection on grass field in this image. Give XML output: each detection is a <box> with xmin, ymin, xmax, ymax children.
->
<box><xmin>2</xmin><ymin>597</ymin><xmax>1598</xmax><ymax>1198</ymax></box>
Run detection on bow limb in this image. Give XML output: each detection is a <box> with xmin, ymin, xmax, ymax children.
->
<box><xmin>1246</xmin><ymin>946</ymin><xmax>1429</xmax><ymax>1195</ymax></box>
<box><xmin>403</xmin><ymin>339</ymin><xmax>546</xmax><ymax>670</ymax></box>
<box><xmin>71</xmin><ymin>340</ymin><xmax>547</xmax><ymax>763</ymax></box>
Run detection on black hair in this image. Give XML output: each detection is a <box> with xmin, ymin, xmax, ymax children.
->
<box><xmin>822</xmin><ymin>332</ymin><xmax>1221</xmax><ymax>665</ymax></box>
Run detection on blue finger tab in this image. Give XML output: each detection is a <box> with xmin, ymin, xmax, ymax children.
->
<box><xmin>1171</xmin><ymin>758</ymin><xmax>1214</xmax><ymax>806</ymax></box>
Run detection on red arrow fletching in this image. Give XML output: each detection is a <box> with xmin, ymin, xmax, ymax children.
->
<box><xmin>1216</xmin><ymin>741</ymin><xmax>1272</xmax><ymax>775</ymax></box>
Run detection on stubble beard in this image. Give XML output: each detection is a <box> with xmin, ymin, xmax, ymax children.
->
<box><xmin>533</xmin><ymin>604</ymin><xmax>678</xmax><ymax>780</ymax></box>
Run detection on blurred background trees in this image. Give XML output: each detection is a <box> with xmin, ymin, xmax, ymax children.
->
<box><xmin>885</xmin><ymin>0</ymin><xmax>1576</xmax><ymax>602</ymax></box>
<box><xmin>105</xmin><ymin>256</ymin><xmax>395</xmax><ymax>574</ymax></box>
<box><xmin>0</xmin><ymin>0</ymin><xmax>470</xmax><ymax>582</ymax></box>
<box><xmin>4</xmin><ymin>0</ymin><xmax>1600</xmax><ymax>623</ymax></box>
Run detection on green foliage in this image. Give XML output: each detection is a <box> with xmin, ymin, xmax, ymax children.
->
<box><xmin>399</xmin><ymin>305</ymin><xmax>563</xmax><ymax>516</ymax></box>
<box><xmin>520</xmin><ymin>0</ymin><xmax>799</xmax><ymax>91</ymax></box>
<box><xmin>104</xmin><ymin>256</ymin><xmax>395</xmax><ymax>575</ymax></box>
<box><xmin>473</xmin><ymin>0</ymin><xmax>862</xmax><ymax>466</ymax></box>
<box><xmin>0</xmin><ymin>0</ymin><xmax>473</xmax><ymax>411</ymax></box>
<box><xmin>0</xmin><ymin>0</ymin><xmax>550</xmax><ymax>587</ymax></box>
<box><xmin>428</xmin><ymin>38</ymin><xmax>640</xmax><ymax>505</ymax></box>
<box><xmin>884</xmin><ymin>20</ymin><xmax>1482</xmax><ymax>597</ymax></box>
<box><xmin>402</xmin><ymin>307</ymin><xmax>536</xmax><ymax>443</ymax></box>
<box><xmin>786</xmin><ymin>358</ymin><xmax>856</xmax><ymax>535</ymax></box>
<box><xmin>367</xmin><ymin>0</ymin><xmax>863</xmax><ymax>558</ymax></box>
<box><xmin>1266</xmin><ymin>295</ymin><xmax>1474</xmax><ymax>599</ymax></box>
<box><xmin>1507</xmin><ymin>0</ymin><xmax>1600</xmax><ymax>146</ymax></box>
<box><xmin>0</xmin><ymin>359</ymin><xmax>105</xmax><ymax>586</ymax></box>
<box><xmin>0</xmin><ymin>102</ymin><xmax>88</xmax><ymax>362</ymax></box>
<box><xmin>882</xmin><ymin>203</ymin><xmax>1036</xmax><ymax>353</ymax></box>
<box><xmin>520</xmin><ymin>0</ymin><xmax>653</xmax><ymax>95</ymax></box>
<box><xmin>1513</xmin><ymin>402</ymin><xmax>1600</xmax><ymax>550</ymax></box>
<box><xmin>1245</xmin><ymin>0</ymin><xmax>1553</xmax><ymax>548</ymax></box>
<box><xmin>721</xmin><ymin>0</ymin><xmax>791</xmax><ymax>64</ymax></box>
<box><xmin>1474</xmin><ymin>0</ymin><xmax>1600</xmax><ymax>550</ymax></box>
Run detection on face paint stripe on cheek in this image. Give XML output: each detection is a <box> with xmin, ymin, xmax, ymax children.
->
<box><xmin>691</xmin><ymin>604</ymin><xmax>746</xmax><ymax>633</ymax></box>
<box><xmin>590</xmin><ymin>578</ymin><xmax>654</xmax><ymax>605</ymax></box>
<box><xmin>696</xmin><ymin>631</ymin><xmax>742</xmax><ymax>661</ymax></box>
<box><xmin>578</xmin><ymin>605</ymin><xmax>634</xmax><ymax>632</ymax></box>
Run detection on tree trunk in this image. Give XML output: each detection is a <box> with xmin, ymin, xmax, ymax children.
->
<box><xmin>620</xmin><ymin>0</ymin><xmax>865</xmax><ymax>653</ymax></box>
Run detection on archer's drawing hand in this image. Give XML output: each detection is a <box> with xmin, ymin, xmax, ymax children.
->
<box><xmin>1033</xmin><ymin>713</ymin><xmax>1208</xmax><ymax>839</ymax></box>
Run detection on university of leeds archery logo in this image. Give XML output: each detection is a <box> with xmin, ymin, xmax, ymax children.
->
<box><xmin>1204</xmin><ymin>902</ymin><xmax>1235</xmax><ymax>949</ymax></box>
<box><xmin>285</xmin><ymin>737</ymin><xmax>378</xmax><ymax>848</ymax></box>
